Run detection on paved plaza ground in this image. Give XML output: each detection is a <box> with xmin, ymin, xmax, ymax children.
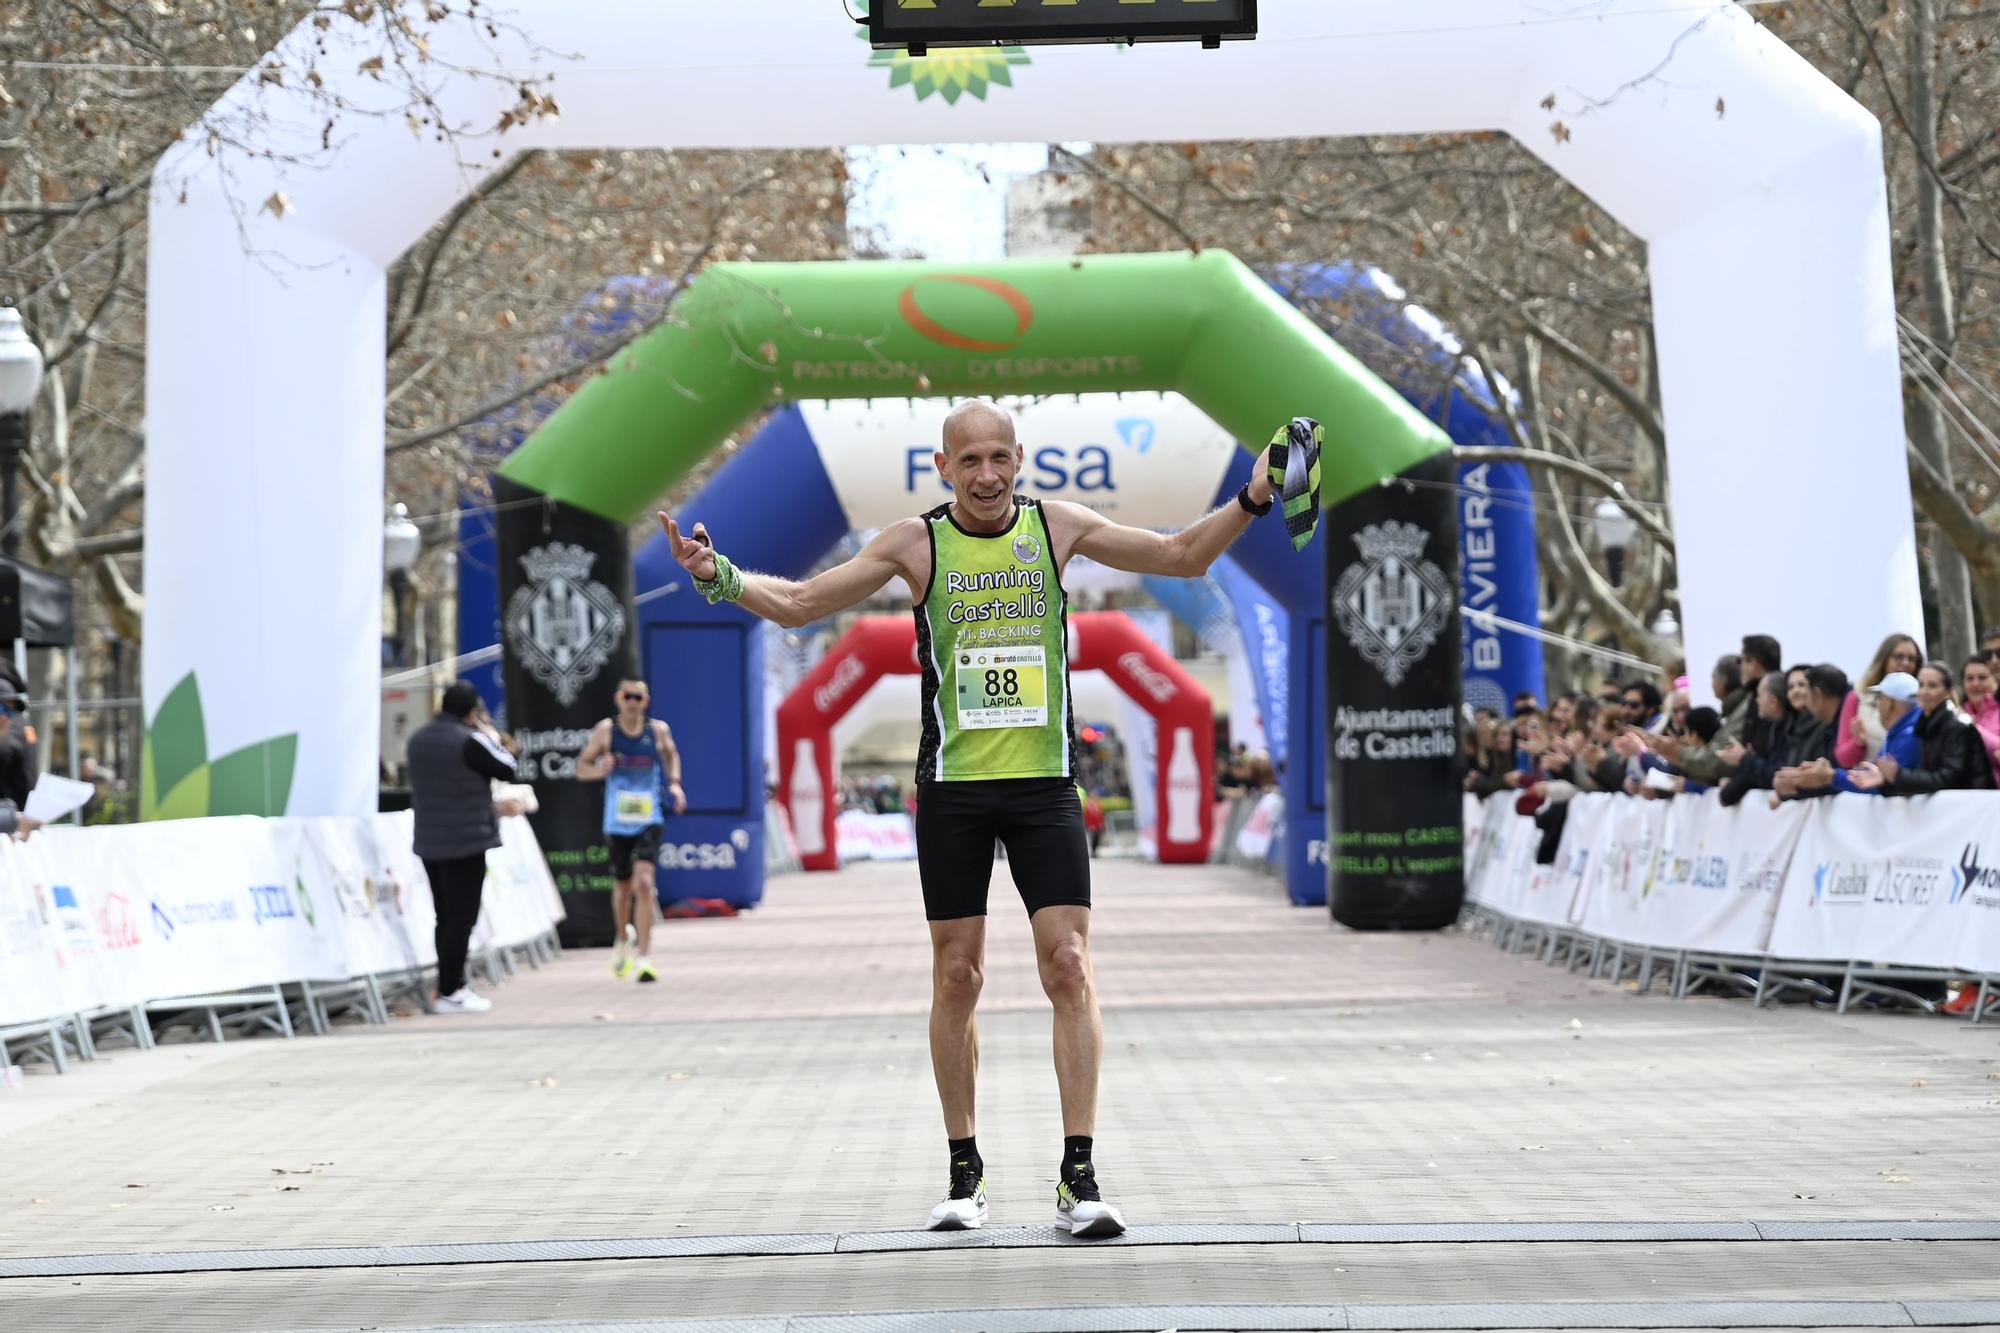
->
<box><xmin>5</xmin><ymin>859</ymin><xmax>2000</xmax><ymax>1332</ymax></box>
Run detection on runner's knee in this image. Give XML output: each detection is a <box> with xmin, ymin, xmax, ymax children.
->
<box><xmin>935</xmin><ymin>952</ymin><xmax>984</xmax><ymax>1004</ymax></box>
<box><xmin>1040</xmin><ymin>938</ymin><xmax>1090</xmax><ymax>1005</ymax></box>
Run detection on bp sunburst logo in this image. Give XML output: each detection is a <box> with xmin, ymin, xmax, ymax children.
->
<box><xmin>858</xmin><ymin>3</ymin><xmax>1030</xmax><ymax>103</ymax></box>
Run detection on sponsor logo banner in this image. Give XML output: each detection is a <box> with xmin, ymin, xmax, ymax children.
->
<box><xmin>803</xmin><ymin>393</ymin><xmax>1237</xmax><ymax>532</ymax></box>
<box><xmin>1771</xmin><ymin>792</ymin><xmax>2000</xmax><ymax>968</ymax></box>
<box><xmin>0</xmin><ymin>814</ymin><xmax>565</xmax><ymax>1029</ymax></box>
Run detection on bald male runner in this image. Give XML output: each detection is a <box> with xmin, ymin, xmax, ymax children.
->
<box><xmin>663</xmin><ymin>400</ymin><xmax>1278</xmax><ymax>1236</ymax></box>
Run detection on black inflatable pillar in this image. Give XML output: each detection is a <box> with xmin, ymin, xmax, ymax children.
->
<box><xmin>493</xmin><ymin>475</ymin><xmax>638</xmax><ymax>947</ymax></box>
<box><xmin>1323</xmin><ymin>457</ymin><xmax>1466</xmax><ymax>930</ymax></box>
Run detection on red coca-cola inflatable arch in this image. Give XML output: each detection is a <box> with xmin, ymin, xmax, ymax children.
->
<box><xmin>777</xmin><ymin>612</ymin><xmax>1214</xmax><ymax>871</ymax></box>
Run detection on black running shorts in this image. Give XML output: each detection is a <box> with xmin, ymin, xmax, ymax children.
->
<box><xmin>915</xmin><ymin>777</ymin><xmax>1091</xmax><ymax>921</ymax></box>
<box><xmin>607</xmin><ymin>825</ymin><xmax>663</xmax><ymax>881</ymax></box>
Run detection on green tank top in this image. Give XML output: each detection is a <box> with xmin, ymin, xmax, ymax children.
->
<box><xmin>915</xmin><ymin>498</ymin><xmax>1075</xmax><ymax>783</ymax></box>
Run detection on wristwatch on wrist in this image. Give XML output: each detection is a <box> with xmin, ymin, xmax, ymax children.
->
<box><xmin>1237</xmin><ymin>482</ymin><xmax>1274</xmax><ymax>517</ymax></box>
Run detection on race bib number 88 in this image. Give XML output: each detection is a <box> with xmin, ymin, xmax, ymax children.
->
<box><xmin>955</xmin><ymin>647</ymin><xmax>1048</xmax><ymax>730</ymax></box>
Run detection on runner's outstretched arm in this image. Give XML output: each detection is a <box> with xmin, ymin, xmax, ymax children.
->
<box><xmin>1054</xmin><ymin>444</ymin><xmax>1273</xmax><ymax>578</ymax></box>
<box><xmin>659</xmin><ymin>514</ymin><xmax>921</xmax><ymax>629</ymax></box>
<box><xmin>654</xmin><ymin>720</ymin><xmax>686</xmax><ymax>814</ymax></box>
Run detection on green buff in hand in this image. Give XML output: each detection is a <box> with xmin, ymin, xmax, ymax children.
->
<box><xmin>696</xmin><ymin>552</ymin><xmax>744</xmax><ymax>605</ymax></box>
<box><xmin>1267</xmin><ymin>417</ymin><xmax>1324</xmax><ymax>553</ymax></box>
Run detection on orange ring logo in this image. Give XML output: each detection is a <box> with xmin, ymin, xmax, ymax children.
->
<box><xmin>897</xmin><ymin>275</ymin><xmax>1035</xmax><ymax>352</ymax></box>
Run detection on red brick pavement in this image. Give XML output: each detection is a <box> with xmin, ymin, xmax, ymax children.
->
<box><xmin>435</xmin><ymin>859</ymin><xmax>1599</xmax><ymax>1029</ymax></box>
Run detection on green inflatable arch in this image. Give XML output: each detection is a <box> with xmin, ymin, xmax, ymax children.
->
<box><xmin>499</xmin><ymin>251</ymin><xmax>1452</xmax><ymax>518</ymax></box>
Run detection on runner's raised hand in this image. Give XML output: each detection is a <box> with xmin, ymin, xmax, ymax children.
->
<box><xmin>660</xmin><ymin>514</ymin><xmax>719</xmax><ymax>581</ymax></box>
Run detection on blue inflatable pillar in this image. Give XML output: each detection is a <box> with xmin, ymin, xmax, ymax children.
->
<box><xmin>1216</xmin><ymin>453</ymin><xmax>1327</xmax><ymax>906</ymax></box>
<box><xmin>627</xmin><ymin>406</ymin><xmax>850</xmax><ymax>908</ymax></box>
<box><xmin>1274</xmin><ymin>263</ymin><xmax>1545</xmax><ymax>714</ymax></box>
<box><xmin>455</xmin><ymin>498</ymin><xmax>507</xmax><ymax>721</ymax></box>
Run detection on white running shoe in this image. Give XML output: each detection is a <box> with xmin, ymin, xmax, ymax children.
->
<box><xmin>1056</xmin><ymin>1165</ymin><xmax>1127</xmax><ymax>1238</ymax></box>
<box><xmin>432</xmin><ymin>987</ymin><xmax>493</xmax><ymax>1014</ymax></box>
<box><xmin>926</xmin><ymin>1160</ymin><xmax>988</xmax><ymax>1231</ymax></box>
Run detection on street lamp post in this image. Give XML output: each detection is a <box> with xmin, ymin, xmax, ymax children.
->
<box><xmin>0</xmin><ymin>309</ymin><xmax>45</xmax><ymax>563</ymax></box>
<box><xmin>1651</xmin><ymin>606</ymin><xmax>1680</xmax><ymax>640</ymax></box>
<box><xmin>384</xmin><ymin>502</ymin><xmax>422</xmax><ymax>669</ymax></box>
<box><xmin>1592</xmin><ymin>497</ymin><xmax>1639</xmax><ymax>589</ymax></box>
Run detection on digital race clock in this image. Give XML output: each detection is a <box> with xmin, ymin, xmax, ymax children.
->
<box><xmin>868</xmin><ymin>0</ymin><xmax>1257</xmax><ymax>52</ymax></box>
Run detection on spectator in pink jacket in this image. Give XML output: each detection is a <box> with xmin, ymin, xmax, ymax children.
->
<box><xmin>1964</xmin><ymin>653</ymin><xmax>2000</xmax><ymax>786</ymax></box>
<box><xmin>1836</xmin><ymin>632</ymin><xmax>1922</xmax><ymax>768</ymax></box>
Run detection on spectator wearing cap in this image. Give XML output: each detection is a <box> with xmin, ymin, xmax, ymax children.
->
<box><xmin>1847</xmin><ymin>662</ymin><xmax>1995</xmax><ymax>795</ymax></box>
<box><xmin>1837</xmin><ymin>633</ymin><xmax>1922</xmax><ymax>768</ymax></box>
<box><xmin>408</xmin><ymin>681</ymin><xmax>524</xmax><ymax>1015</ymax></box>
<box><xmin>1794</xmin><ymin>671</ymin><xmax>1922</xmax><ymax>797</ymax></box>
<box><xmin>1962</xmin><ymin>653</ymin><xmax>2000</xmax><ymax>785</ymax></box>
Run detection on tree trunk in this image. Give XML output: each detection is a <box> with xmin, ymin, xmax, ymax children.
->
<box><xmin>1907</xmin><ymin>0</ymin><xmax>1977</xmax><ymax>661</ymax></box>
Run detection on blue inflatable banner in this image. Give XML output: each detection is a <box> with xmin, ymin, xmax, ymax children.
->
<box><xmin>1274</xmin><ymin>263</ymin><xmax>1545</xmax><ymax>715</ymax></box>
<box><xmin>1209</xmin><ymin>556</ymin><xmax>1291</xmax><ymax>769</ymax></box>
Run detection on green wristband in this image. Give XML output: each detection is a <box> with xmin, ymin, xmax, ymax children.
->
<box><xmin>696</xmin><ymin>551</ymin><xmax>743</xmax><ymax>605</ymax></box>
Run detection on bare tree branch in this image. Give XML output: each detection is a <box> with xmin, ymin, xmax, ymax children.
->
<box><xmin>1450</xmin><ymin>445</ymin><xmax>1674</xmax><ymax>554</ymax></box>
<box><xmin>70</xmin><ymin>529</ymin><xmax>144</xmax><ymax>560</ymax></box>
<box><xmin>387</xmin><ymin>166</ymin><xmax>781</xmax><ymax>455</ymax></box>
<box><xmin>386</xmin><ymin>149</ymin><xmax>539</xmax><ymax>358</ymax></box>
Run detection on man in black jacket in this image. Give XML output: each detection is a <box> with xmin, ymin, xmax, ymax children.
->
<box><xmin>0</xmin><ymin>661</ymin><xmax>36</xmax><ymax>810</ymax></box>
<box><xmin>1717</xmin><ymin>672</ymin><xmax>1792</xmax><ymax>806</ymax></box>
<box><xmin>408</xmin><ymin>682</ymin><xmax>521</xmax><ymax>1014</ymax></box>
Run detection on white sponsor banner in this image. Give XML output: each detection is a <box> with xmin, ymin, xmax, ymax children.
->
<box><xmin>0</xmin><ymin>836</ymin><xmax>73</xmax><ymax>1020</ymax></box>
<box><xmin>1234</xmin><ymin>792</ymin><xmax>1283</xmax><ymax>862</ymax></box>
<box><xmin>0</xmin><ymin>816</ymin><xmax>562</xmax><ymax>1029</ymax></box>
<box><xmin>1545</xmin><ymin>795</ymin><xmax>1614</xmax><ymax>929</ymax></box>
<box><xmin>1501</xmin><ymin>811</ymin><xmax>1570</xmax><ymax>928</ymax></box>
<box><xmin>1479</xmin><ymin>793</ymin><xmax>2000</xmax><ymax>971</ymax></box>
<box><xmin>1640</xmin><ymin>794</ymin><xmax>1806</xmax><ymax>955</ymax></box>
<box><xmin>804</xmin><ymin>393</ymin><xmax>1239</xmax><ymax>532</ymax></box>
<box><xmin>121</xmin><ymin>817</ymin><xmax>338</xmax><ymax>997</ymax></box>
<box><xmin>1464</xmin><ymin>794</ymin><xmax>1518</xmax><ymax>910</ymax></box>
<box><xmin>835</xmin><ymin>810</ymin><xmax>918</xmax><ymax>863</ymax></box>
<box><xmin>299</xmin><ymin>816</ymin><xmax>420</xmax><ymax>980</ymax></box>
<box><xmin>1576</xmin><ymin>796</ymin><xmax>1669</xmax><ymax>946</ymax></box>
<box><xmin>1769</xmin><ymin>793</ymin><xmax>1998</xmax><ymax>969</ymax></box>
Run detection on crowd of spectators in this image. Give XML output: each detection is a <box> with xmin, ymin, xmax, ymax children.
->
<box><xmin>837</xmin><ymin>773</ymin><xmax>913</xmax><ymax>817</ymax></box>
<box><xmin>1467</xmin><ymin>625</ymin><xmax>2000</xmax><ymax>837</ymax></box>
<box><xmin>1217</xmin><ymin>741</ymin><xmax>1278</xmax><ymax>798</ymax></box>
<box><xmin>1075</xmin><ymin>725</ymin><xmax>1134</xmax><ymax>802</ymax></box>
<box><xmin>1467</xmin><ymin>624</ymin><xmax>2000</xmax><ymax>1015</ymax></box>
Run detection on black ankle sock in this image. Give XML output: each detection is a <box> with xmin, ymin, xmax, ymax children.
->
<box><xmin>1062</xmin><ymin>1135</ymin><xmax>1093</xmax><ymax>1180</ymax></box>
<box><xmin>949</xmin><ymin>1136</ymin><xmax>981</xmax><ymax>1173</ymax></box>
